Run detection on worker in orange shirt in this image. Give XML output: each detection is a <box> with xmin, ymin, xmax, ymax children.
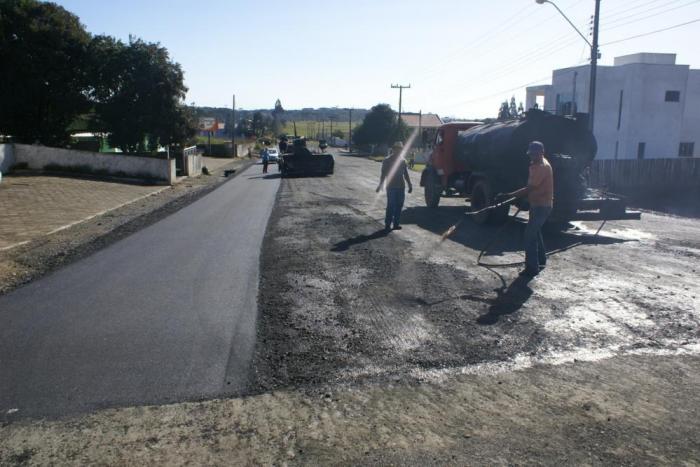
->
<box><xmin>503</xmin><ymin>141</ymin><xmax>553</xmax><ymax>277</ymax></box>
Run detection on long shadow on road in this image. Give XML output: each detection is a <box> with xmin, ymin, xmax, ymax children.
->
<box><xmin>331</xmin><ymin>228</ymin><xmax>390</xmax><ymax>252</ymax></box>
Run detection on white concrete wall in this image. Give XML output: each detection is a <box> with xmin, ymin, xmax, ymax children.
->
<box><xmin>0</xmin><ymin>143</ymin><xmax>15</xmax><ymax>174</ymax></box>
<box><xmin>681</xmin><ymin>70</ymin><xmax>700</xmax><ymax>156</ymax></box>
<box><xmin>544</xmin><ymin>58</ymin><xmax>698</xmax><ymax>160</ymax></box>
<box><xmin>14</xmin><ymin>144</ymin><xmax>175</xmax><ymax>184</ymax></box>
<box><xmin>185</xmin><ymin>153</ymin><xmax>202</xmax><ymax>177</ymax></box>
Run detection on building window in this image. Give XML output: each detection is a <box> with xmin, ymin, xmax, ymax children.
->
<box><xmin>679</xmin><ymin>142</ymin><xmax>694</xmax><ymax>157</ymax></box>
<box><xmin>637</xmin><ymin>142</ymin><xmax>645</xmax><ymax>160</ymax></box>
<box><xmin>665</xmin><ymin>90</ymin><xmax>680</xmax><ymax>102</ymax></box>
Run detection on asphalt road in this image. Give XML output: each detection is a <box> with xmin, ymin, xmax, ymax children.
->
<box><xmin>0</xmin><ymin>164</ymin><xmax>279</xmax><ymax>419</ymax></box>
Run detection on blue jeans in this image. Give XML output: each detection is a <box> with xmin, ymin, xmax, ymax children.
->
<box><xmin>385</xmin><ymin>188</ymin><xmax>405</xmax><ymax>228</ymax></box>
<box><xmin>524</xmin><ymin>206</ymin><xmax>552</xmax><ymax>272</ymax></box>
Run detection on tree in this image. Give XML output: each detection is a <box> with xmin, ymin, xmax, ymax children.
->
<box><xmin>0</xmin><ymin>0</ymin><xmax>92</xmax><ymax>145</ymax></box>
<box><xmin>497</xmin><ymin>101</ymin><xmax>510</xmax><ymax>121</ymax></box>
<box><xmin>89</xmin><ymin>36</ymin><xmax>195</xmax><ymax>152</ymax></box>
<box><xmin>271</xmin><ymin>99</ymin><xmax>284</xmax><ymax>135</ymax></box>
<box><xmin>352</xmin><ymin>104</ymin><xmax>409</xmax><ymax>146</ymax></box>
<box><xmin>509</xmin><ymin>96</ymin><xmax>518</xmax><ymax>118</ymax></box>
<box><xmin>331</xmin><ymin>129</ymin><xmax>345</xmax><ymax>139</ymax></box>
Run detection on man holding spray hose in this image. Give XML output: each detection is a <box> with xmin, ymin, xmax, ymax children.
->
<box><xmin>499</xmin><ymin>141</ymin><xmax>554</xmax><ymax>277</ymax></box>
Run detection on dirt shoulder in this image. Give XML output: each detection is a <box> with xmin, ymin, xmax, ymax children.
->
<box><xmin>0</xmin><ymin>158</ymin><xmax>254</xmax><ymax>296</ymax></box>
<box><xmin>1</xmin><ymin>352</ymin><xmax>698</xmax><ymax>465</ymax></box>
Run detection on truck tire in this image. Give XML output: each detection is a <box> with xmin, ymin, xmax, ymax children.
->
<box><xmin>424</xmin><ymin>174</ymin><xmax>441</xmax><ymax>208</ymax></box>
<box><xmin>471</xmin><ymin>179</ymin><xmax>509</xmax><ymax>225</ymax></box>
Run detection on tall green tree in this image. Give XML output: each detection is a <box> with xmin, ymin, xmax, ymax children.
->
<box><xmin>89</xmin><ymin>36</ymin><xmax>194</xmax><ymax>152</ymax></box>
<box><xmin>0</xmin><ymin>0</ymin><xmax>92</xmax><ymax>145</ymax></box>
<box><xmin>497</xmin><ymin>101</ymin><xmax>510</xmax><ymax>120</ymax></box>
<box><xmin>352</xmin><ymin>104</ymin><xmax>409</xmax><ymax>146</ymax></box>
<box><xmin>509</xmin><ymin>96</ymin><xmax>518</xmax><ymax>118</ymax></box>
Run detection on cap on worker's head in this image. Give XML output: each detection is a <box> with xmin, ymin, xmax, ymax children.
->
<box><xmin>391</xmin><ymin>141</ymin><xmax>404</xmax><ymax>152</ymax></box>
<box><xmin>527</xmin><ymin>140</ymin><xmax>545</xmax><ymax>156</ymax></box>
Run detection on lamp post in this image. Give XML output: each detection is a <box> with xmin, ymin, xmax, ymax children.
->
<box><xmin>536</xmin><ymin>0</ymin><xmax>600</xmax><ymax>132</ymax></box>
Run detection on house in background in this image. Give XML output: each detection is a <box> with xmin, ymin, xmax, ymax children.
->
<box><xmin>527</xmin><ymin>53</ymin><xmax>699</xmax><ymax>160</ymax></box>
<box><xmin>400</xmin><ymin>112</ymin><xmax>443</xmax><ymax>149</ymax></box>
<box><xmin>198</xmin><ymin>118</ymin><xmax>227</xmax><ymax>138</ymax></box>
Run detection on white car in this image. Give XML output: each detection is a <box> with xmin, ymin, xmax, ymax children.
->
<box><xmin>266</xmin><ymin>148</ymin><xmax>279</xmax><ymax>162</ymax></box>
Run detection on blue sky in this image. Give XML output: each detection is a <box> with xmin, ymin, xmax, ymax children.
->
<box><xmin>55</xmin><ymin>0</ymin><xmax>700</xmax><ymax>119</ymax></box>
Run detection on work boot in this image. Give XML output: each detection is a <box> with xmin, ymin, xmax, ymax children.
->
<box><xmin>393</xmin><ymin>225</ymin><xmax>402</xmax><ymax>230</ymax></box>
<box><xmin>519</xmin><ymin>268</ymin><xmax>539</xmax><ymax>277</ymax></box>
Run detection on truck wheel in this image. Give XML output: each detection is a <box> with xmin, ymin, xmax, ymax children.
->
<box><xmin>424</xmin><ymin>175</ymin><xmax>441</xmax><ymax>208</ymax></box>
<box><xmin>472</xmin><ymin>180</ymin><xmax>509</xmax><ymax>225</ymax></box>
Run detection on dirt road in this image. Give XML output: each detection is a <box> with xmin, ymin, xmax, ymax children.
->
<box><xmin>253</xmin><ymin>152</ymin><xmax>699</xmax><ymax>392</ymax></box>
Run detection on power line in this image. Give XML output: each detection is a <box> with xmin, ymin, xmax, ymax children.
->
<box><xmin>412</xmin><ymin>0</ymin><xmax>585</xmax><ymax>83</ymax></box>
<box><xmin>602</xmin><ymin>0</ymin><xmax>699</xmax><ymax>30</ymax></box>
<box><xmin>438</xmin><ymin>64</ymin><xmax>586</xmax><ymax>111</ymax></box>
<box><xmin>601</xmin><ymin>17</ymin><xmax>700</xmax><ymax>45</ymax></box>
<box><xmin>601</xmin><ymin>0</ymin><xmax>675</xmax><ymax>21</ymax></box>
<box><xmin>428</xmin><ymin>33</ymin><xmax>582</xmax><ymax>100</ymax></box>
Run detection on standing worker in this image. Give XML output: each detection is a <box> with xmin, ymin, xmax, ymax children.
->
<box><xmin>261</xmin><ymin>147</ymin><xmax>269</xmax><ymax>174</ymax></box>
<box><xmin>501</xmin><ymin>141</ymin><xmax>553</xmax><ymax>277</ymax></box>
<box><xmin>376</xmin><ymin>141</ymin><xmax>413</xmax><ymax>231</ymax></box>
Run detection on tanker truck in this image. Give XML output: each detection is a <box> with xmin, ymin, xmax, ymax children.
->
<box><xmin>419</xmin><ymin>109</ymin><xmax>640</xmax><ymax>225</ymax></box>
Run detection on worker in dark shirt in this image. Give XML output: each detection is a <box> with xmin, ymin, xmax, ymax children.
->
<box><xmin>376</xmin><ymin>141</ymin><xmax>413</xmax><ymax>231</ymax></box>
<box><xmin>278</xmin><ymin>136</ymin><xmax>288</xmax><ymax>154</ymax></box>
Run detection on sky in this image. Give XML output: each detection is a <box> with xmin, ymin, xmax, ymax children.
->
<box><xmin>54</xmin><ymin>0</ymin><xmax>700</xmax><ymax>119</ymax></box>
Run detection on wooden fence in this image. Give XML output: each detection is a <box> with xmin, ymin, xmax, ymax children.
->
<box><xmin>589</xmin><ymin>158</ymin><xmax>700</xmax><ymax>195</ymax></box>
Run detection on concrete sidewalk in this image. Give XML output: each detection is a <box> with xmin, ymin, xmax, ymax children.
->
<box><xmin>0</xmin><ymin>174</ymin><xmax>164</xmax><ymax>251</ymax></box>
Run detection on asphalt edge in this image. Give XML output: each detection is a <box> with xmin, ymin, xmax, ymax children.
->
<box><xmin>0</xmin><ymin>159</ymin><xmax>256</xmax><ymax>297</ymax></box>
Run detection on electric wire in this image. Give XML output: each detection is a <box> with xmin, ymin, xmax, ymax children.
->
<box><xmin>602</xmin><ymin>0</ymin><xmax>700</xmax><ymax>30</ymax></box>
<box><xmin>601</xmin><ymin>17</ymin><xmax>700</xmax><ymax>45</ymax></box>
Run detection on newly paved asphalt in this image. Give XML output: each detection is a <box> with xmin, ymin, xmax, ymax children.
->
<box><xmin>0</xmin><ymin>165</ymin><xmax>279</xmax><ymax>419</ymax></box>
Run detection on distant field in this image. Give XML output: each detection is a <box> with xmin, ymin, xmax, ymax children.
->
<box><xmin>281</xmin><ymin>120</ymin><xmax>361</xmax><ymax>140</ymax></box>
<box><xmin>195</xmin><ymin>135</ymin><xmax>231</xmax><ymax>145</ymax></box>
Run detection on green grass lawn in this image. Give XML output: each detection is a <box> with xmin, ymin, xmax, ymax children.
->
<box><xmin>195</xmin><ymin>135</ymin><xmax>232</xmax><ymax>145</ymax></box>
<box><xmin>281</xmin><ymin>120</ymin><xmax>361</xmax><ymax>139</ymax></box>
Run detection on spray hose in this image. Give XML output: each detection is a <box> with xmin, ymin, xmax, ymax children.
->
<box><xmin>440</xmin><ymin>198</ymin><xmax>607</xmax><ymax>268</ymax></box>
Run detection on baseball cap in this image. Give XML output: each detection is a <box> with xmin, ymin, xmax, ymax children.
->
<box><xmin>527</xmin><ymin>141</ymin><xmax>545</xmax><ymax>155</ymax></box>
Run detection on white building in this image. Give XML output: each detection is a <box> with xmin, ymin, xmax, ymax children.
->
<box><xmin>526</xmin><ymin>53</ymin><xmax>699</xmax><ymax>159</ymax></box>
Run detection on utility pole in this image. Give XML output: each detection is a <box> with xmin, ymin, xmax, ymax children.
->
<box><xmin>390</xmin><ymin>83</ymin><xmax>411</xmax><ymax>125</ymax></box>
<box><xmin>588</xmin><ymin>0</ymin><xmax>601</xmax><ymax>132</ymax></box>
<box><xmin>572</xmin><ymin>71</ymin><xmax>578</xmax><ymax>115</ymax></box>
<box><xmin>418</xmin><ymin>110</ymin><xmax>423</xmax><ymax>149</ymax></box>
<box><xmin>231</xmin><ymin>94</ymin><xmax>236</xmax><ymax>157</ymax></box>
<box><xmin>535</xmin><ymin>0</ymin><xmax>600</xmax><ymax>132</ymax></box>
<box><xmin>348</xmin><ymin>108</ymin><xmax>352</xmax><ymax>152</ymax></box>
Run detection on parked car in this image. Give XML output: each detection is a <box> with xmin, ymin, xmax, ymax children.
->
<box><xmin>266</xmin><ymin>148</ymin><xmax>279</xmax><ymax>162</ymax></box>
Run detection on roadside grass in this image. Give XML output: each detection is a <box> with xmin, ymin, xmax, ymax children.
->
<box><xmin>409</xmin><ymin>163</ymin><xmax>426</xmax><ymax>172</ymax></box>
<box><xmin>282</xmin><ymin>120</ymin><xmax>362</xmax><ymax>139</ymax></box>
<box><xmin>195</xmin><ymin>135</ymin><xmax>231</xmax><ymax>145</ymax></box>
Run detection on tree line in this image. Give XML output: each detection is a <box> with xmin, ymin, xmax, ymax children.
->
<box><xmin>0</xmin><ymin>0</ymin><xmax>195</xmax><ymax>152</ymax></box>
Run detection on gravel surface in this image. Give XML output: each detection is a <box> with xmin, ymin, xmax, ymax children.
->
<box><xmin>252</xmin><ymin>153</ymin><xmax>699</xmax><ymax>394</ymax></box>
<box><xmin>1</xmin><ymin>353</ymin><xmax>698</xmax><ymax>465</ymax></box>
<box><xmin>0</xmin><ymin>158</ymin><xmax>253</xmax><ymax>297</ymax></box>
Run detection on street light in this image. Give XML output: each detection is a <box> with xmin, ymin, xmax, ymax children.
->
<box><xmin>536</xmin><ymin>0</ymin><xmax>600</xmax><ymax>132</ymax></box>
